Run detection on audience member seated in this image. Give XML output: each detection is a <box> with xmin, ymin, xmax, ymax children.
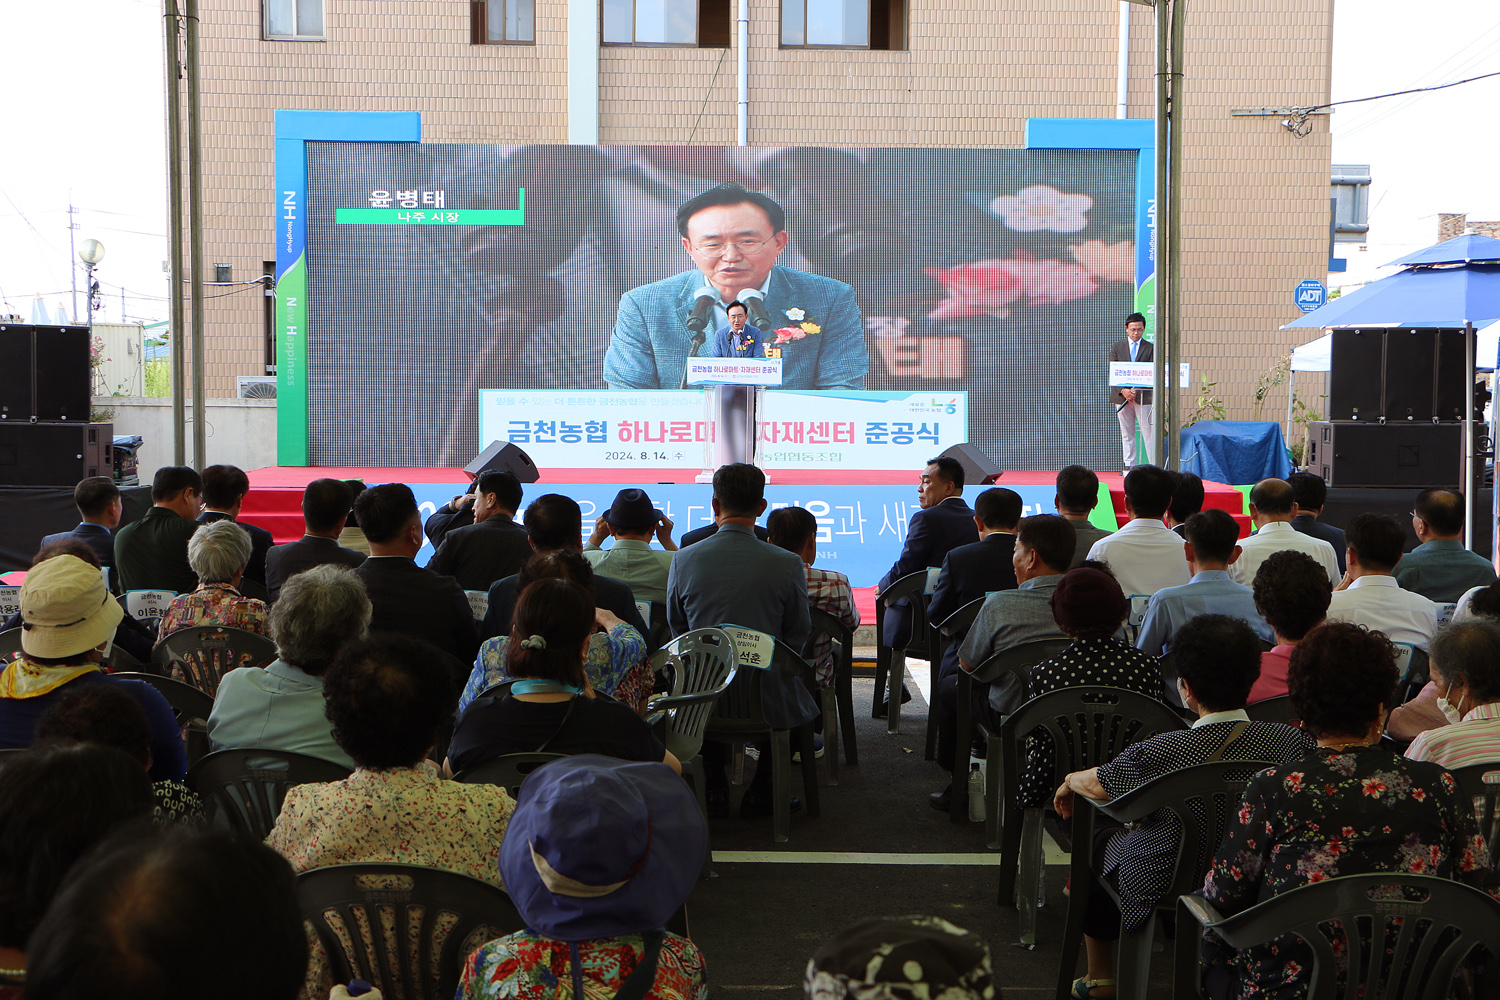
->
<box><xmin>1248</xmin><ymin>550</ymin><xmax>1330</xmax><ymax>705</ymax></box>
<box><xmin>23</xmin><ymin>827</ymin><xmax>306</xmax><ymax>1000</ymax></box>
<box><xmin>339</xmin><ymin>480</ymin><xmax>371</xmax><ymax>555</ymax></box>
<box><xmin>803</xmin><ymin>916</ymin><xmax>996</xmax><ymax>1000</ymax></box>
<box><xmin>1394</xmin><ymin>487</ymin><xmax>1498</xmax><ymax>601</ymax></box>
<box><xmin>584</xmin><ymin>488</ymin><xmax>677</xmax><ymax>605</ymax></box>
<box><xmin>196</xmin><ymin>464</ymin><xmax>275</xmax><ymax>586</ymax></box>
<box><xmin>1017</xmin><ymin>566</ymin><xmax>1164</xmax><ymax>813</ymax></box>
<box><xmin>481</xmin><ymin>493</ymin><xmax>649</xmax><ymax>645</ymax></box>
<box><xmin>1398</xmin><ymin>584</ymin><xmax>1500</xmax><ymax>740</ymax></box>
<box><xmin>448</xmin><ymin>579</ymin><xmax>677</xmax><ymax>776</ymax></box>
<box><xmin>428</xmin><ymin>470</ymin><xmax>532</xmax><ymax>592</ymax></box>
<box><xmin>679</xmin><ymin>518</ymin><xmax>769</xmax><ymax>546</ymax></box>
<box><xmin>264</xmin><ymin>478</ymin><xmax>365</xmax><ymax>603</ymax></box>
<box><xmin>1288</xmin><ymin>471</ymin><xmax>1346</xmax><ymax>574</ymax></box>
<box><xmin>769</xmin><ymin>505</ymin><xmax>859</xmax><ymax>688</ymax></box>
<box><xmin>928</xmin><ymin>487</ymin><xmax>1021</xmax><ymax>681</ymax></box>
<box><xmin>1325</xmin><ymin>512</ymin><xmax>1438</xmax><ymax>648</ymax></box>
<box><xmin>112</xmin><ymin>465</ymin><xmax>202</xmax><ymax>594</ymax></box>
<box><xmin>876</xmin><ymin>455</ymin><xmax>978</xmax><ymax>653</ymax></box>
<box><xmin>1136</xmin><ymin>509</ymin><xmax>1270</xmax><ymax>657</ymax></box>
<box><xmin>156</xmin><ymin>520</ymin><xmax>269</xmax><ymax>643</ymax></box>
<box><xmin>1228</xmin><ymin>478</ymin><xmax>1340</xmax><ymax>588</ymax></box>
<box><xmin>460</xmin><ymin>551</ymin><xmax>649</xmax><ymax>714</ymax></box>
<box><xmin>1056</xmin><ymin>465</ymin><xmax>1111</xmax><ymax>568</ymax></box>
<box><xmin>0</xmin><ymin>744</ymin><xmax>155</xmax><ymax>996</ymax></box>
<box><xmin>1405</xmin><ymin>618</ymin><xmax>1500</xmax><ymax>767</ymax></box>
<box><xmin>353</xmin><ymin>482</ymin><xmax>479</xmax><ymax>675</ymax></box>
<box><xmin>0</xmin><ymin>539</ymin><xmax>153</xmax><ymax>664</ymax></box>
<box><xmin>666</xmin><ymin>463</ymin><xmax>816</xmax><ymax>818</ymax></box>
<box><xmin>1054</xmin><ymin>614</ymin><xmax>1314</xmax><ymax>1000</ymax></box>
<box><xmin>35</xmin><ymin>684</ymin><xmax>205</xmax><ymax>826</ymax></box>
<box><xmin>456</xmin><ymin>755</ymin><xmax>707</xmax><ymax>1000</ymax></box>
<box><xmin>931</xmin><ymin>514</ymin><xmax>1073</xmax><ymax>810</ymax></box>
<box><xmin>1087</xmin><ymin>465</ymin><xmax>1188</xmax><ymax>597</ymax></box>
<box><xmin>1199</xmin><ymin>622</ymin><xmax>1496</xmax><ymax>1000</ymax></box>
<box><xmin>40</xmin><ymin>475</ymin><xmax>120</xmax><ymax>578</ymax></box>
<box><xmin>1166</xmin><ymin>471</ymin><xmax>1204</xmax><ymax>536</ymax></box>
<box><xmin>0</xmin><ymin>555</ymin><xmax>184</xmax><ymax>780</ymax></box>
<box><xmin>207</xmin><ymin>564</ymin><xmax>369</xmax><ymax>767</ymax></box>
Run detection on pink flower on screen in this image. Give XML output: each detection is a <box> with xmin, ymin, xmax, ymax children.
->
<box><xmin>923</xmin><ymin>257</ymin><xmax>1097</xmax><ymax>320</ymax></box>
<box><xmin>1069</xmin><ymin>240</ymin><xmax>1136</xmax><ymax>282</ymax></box>
<box><xmin>773</xmin><ymin>327</ymin><xmax>808</xmax><ymax>343</ymax></box>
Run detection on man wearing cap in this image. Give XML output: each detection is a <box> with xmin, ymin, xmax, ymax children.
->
<box><xmin>427</xmin><ymin>471</ymin><xmax>532</xmax><ymax>592</ymax></box>
<box><xmin>113</xmin><ymin>465</ymin><xmax>203</xmax><ymax>595</ymax></box>
<box><xmin>0</xmin><ymin>554</ymin><xmax>186</xmax><ymax>780</ymax></box>
<box><xmin>584</xmin><ymin>489</ymin><xmax>677</xmax><ymax>606</ymax></box>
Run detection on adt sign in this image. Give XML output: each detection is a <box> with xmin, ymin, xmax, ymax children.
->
<box><xmin>1295</xmin><ymin>279</ymin><xmax>1327</xmax><ymax>313</ymax></box>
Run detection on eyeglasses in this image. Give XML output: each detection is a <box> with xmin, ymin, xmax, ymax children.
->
<box><xmin>689</xmin><ymin>238</ymin><xmax>773</xmax><ymax>258</ymax></box>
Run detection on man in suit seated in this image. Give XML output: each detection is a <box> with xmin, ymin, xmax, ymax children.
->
<box><xmin>426</xmin><ymin>471</ymin><xmax>531</xmax><ymax>593</ymax></box>
<box><xmin>41</xmin><ymin>476</ymin><xmax>121</xmax><ymax>579</ymax></box>
<box><xmin>603</xmin><ymin>182</ymin><xmax>867</xmax><ymax>391</ymax></box>
<box><xmin>1394</xmin><ymin>487</ymin><xmax>1498</xmax><ymax>602</ymax></box>
<box><xmin>1056</xmin><ymin>465</ymin><xmax>1110</xmax><ymax>569</ymax></box>
<box><xmin>928</xmin><ymin>487</ymin><xmax>1023</xmax><ymax>681</ymax></box>
<box><xmin>264</xmin><ymin>478</ymin><xmax>366</xmax><ymax>603</ymax></box>
<box><xmin>352</xmin><ymin>484</ymin><xmax>479</xmax><ymax>682</ymax></box>
<box><xmin>114</xmin><ymin>465</ymin><xmax>202</xmax><ymax>595</ymax></box>
<box><xmin>1166</xmin><ymin>472</ymin><xmax>1204</xmax><ymax>537</ymax></box>
<box><xmin>1289</xmin><ymin>471</ymin><xmax>1346</xmax><ymax>574</ymax></box>
<box><xmin>196</xmin><ymin>465</ymin><xmax>275</xmax><ymax>588</ymax></box>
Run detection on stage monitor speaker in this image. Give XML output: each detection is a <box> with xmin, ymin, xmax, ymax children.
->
<box><xmin>465</xmin><ymin>440</ymin><xmax>539</xmax><ymax>483</ymax></box>
<box><xmin>1306</xmin><ymin>421</ymin><xmax>1461</xmax><ymax>488</ymax></box>
<box><xmin>0</xmin><ymin>324</ymin><xmax>90</xmax><ymax>423</ymax></box>
<box><xmin>1327</xmin><ymin>328</ymin><xmax>1467</xmax><ymax>422</ymax></box>
<box><xmin>0</xmin><ymin>422</ymin><xmax>111</xmax><ymax>487</ymax></box>
<box><xmin>939</xmin><ymin>442</ymin><xmax>1002</xmax><ymax>486</ymax></box>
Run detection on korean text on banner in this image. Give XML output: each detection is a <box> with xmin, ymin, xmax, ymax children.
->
<box><xmin>686</xmin><ymin>358</ymin><xmax>784</xmax><ymax>387</ymax></box>
<box><xmin>1109</xmin><ymin>362</ymin><xmax>1190</xmax><ymax>388</ymax></box>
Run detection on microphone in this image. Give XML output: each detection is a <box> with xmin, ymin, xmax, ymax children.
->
<box><xmin>738</xmin><ymin>288</ymin><xmax>777</xmax><ymax>333</ymax></box>
<box><xmin>685</xmin><ymin>290</ymin><xmax>717</xmax><ymax>335</ymax></box>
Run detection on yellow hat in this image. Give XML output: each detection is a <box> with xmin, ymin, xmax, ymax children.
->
<box><xmin>19</xmin><ymin>555</ymin><xmax>124</xmax><ymax>659</ymax></box>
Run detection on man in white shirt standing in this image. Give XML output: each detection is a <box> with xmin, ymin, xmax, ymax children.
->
<box><xmin>1326</xmin><ymin>513</ymin><xmax>1439</xmax><ymax>649</ymax></box>
<box><xmin>1228</xmin><ymin>478</ymin><xmax>1340</xmax><ymax>588</ymax></box>
<box><xmin>1086</xmin><ymin>465</ymin><xmax>1189</xmax><ymax>597</ymax></box>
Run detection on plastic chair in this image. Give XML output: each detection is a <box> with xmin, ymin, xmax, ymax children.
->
<box><xmin>110</xmin><ymin>670</ymin><xmax>215</xmax><ymax>765</ymax></box>
<box><xmin>1058</xmin><ymin>760</ymin><xmax>1279</xmax><ymax>1000</ymax></box>
<box><xmin>453</xmin><ymin>752</ymin><xmax>565</xmax><ymax>796</ymax></box>
<box><xmin>1453</xmin><ymin>761</ymin><xmax>1500</xmax><ymax>852</ymax></box>
<box><xmin>1175</xmin><ymin>874</ymin><xmax>1500</xmax><ymax>1000</ymax></box>
<box><xmin>151</xmin><ymin>625</ymin><xmax>278</xmax><ymax>697</ymax></box>
<box><xmin>1122</xmin><ymin>594</ymin><xmax>1151</xmax><ymax>645</ymax></box>
<box><xmin>872</xmin><ymin>570</ymin><xmax>936</xmax><ymax>738</ymax></box>
<box><xmin>1245</xmin><ymin>695</ymin><xmax>1299</xmax><ymax>726</ymax></box>
<box><xmin>297</xmin><ymin>863</ymin><xmax>525</xmax><ymax>1000</ymax></box>
<box><xmin>0</xmin><ymin>627</ymin><xmax>21</xmax><ymax>663</ymax></box>
<box><xmin>187</xmin><ymin>747</ymin><xmax>353</xmax><ymax>839</ymax></box>
<box><xmin>997</xmin><ymin>685</ymin><xmax>1186</xmax><ymax>947</ymax></box>
<box><xmin>240</xmin><ymin>577</ymin><xmax>270</xmax><ymax>602</ymax></box>
<box><xmin>805</xmin><ymin>608</ymin><xmax>857</xmax><ymax>781</ymax></box>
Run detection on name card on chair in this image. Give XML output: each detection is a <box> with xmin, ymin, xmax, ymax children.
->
<box><xmin>0</xmin><ymin>586</ymin><xmax>19</xmax><ymax>619</ymax></box>
<box><xmin>719</xmin><ymin>625</ymin><xmax>775</xmax><ymax>670</ymax></box>
<box><xmin>125</xmin><ymin>590</ymin><xmax>177</xmax><ymax>620</ymax></box>
<box><xmin>464</xmin><ymin>590</ymin><xmax>489</xmax><ymax>622</ymax></box>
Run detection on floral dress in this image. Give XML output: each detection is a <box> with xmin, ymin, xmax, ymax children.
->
<box><xmin>459</xmin><ymin>624</ymin><xmax>649</xmax><ymax>714</ymax></box>
<box><xmin>455</xmin><ymin>930</ymin><xmax>706</xmax><ymax>1000</ymax></box>
<box><xmin>1200</xmin><ymin>746</ymin><xmax>1497</xmax><ymax>999</ymax></box>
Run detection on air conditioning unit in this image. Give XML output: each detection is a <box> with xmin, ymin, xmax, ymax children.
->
<box><xmin>236</xmin><ymin>376</ymin><xmax>277</xmax><ymax>399</ymax></box>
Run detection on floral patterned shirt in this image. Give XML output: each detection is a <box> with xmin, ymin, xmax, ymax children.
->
<box><xmin>459</xmin><ymin>623</ymin><xmax>649</xmax><ymax>714</ymax></box>
<box><xmin>1201</xmin><ymin>746</ymin><xmax>1497</xmax><ymax>999</ymax></box>
<box><xmin>456</xmin><ymin>929</ymin><xmax>707</xmax><ymax>1000</ymax></box>
<box><xmin>156</xmin><ymin>582</ymin><xmax>269</xmax><ymax>640</ymax></box>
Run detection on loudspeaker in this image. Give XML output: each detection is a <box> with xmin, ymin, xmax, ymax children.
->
<box><xmin>0</xmin><ymin>324</ymin><xmax>91</xmax><ymax>423</ymax></box>
<box><xmin>1306</xmin><ymin>421</ymin><xmax>1461</xmax><ymax>488</ymax></box>
<box><xmin>464</xmin><ymin>440</ymin><xmax>539</xmax><ymax>483</ymax></box>
<box><xmin>0</xmin><ymin>422</ymin><xmax>111</xmax><ymax>487</ymax></box>
<box><xmin>1327</xmin><ymin>328</ymin><xmax>1467</xmax><ymax>422</ymax></box>
<box><xmin>939</xmin><ymin>442</ymin><xmax>1002</xmax><ymax>486</ymax></box>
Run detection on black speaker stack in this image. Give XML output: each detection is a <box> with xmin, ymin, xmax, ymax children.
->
<box><xmin>0</xmin><ymin>324</ymin><xmax>111</xmax><ymax>487</ymax></box>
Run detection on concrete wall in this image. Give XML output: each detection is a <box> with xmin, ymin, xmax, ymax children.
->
<box><xmin>96</xmin><ymin>396</ymin><xmax>277</xmax><ymax>478</ymax></box>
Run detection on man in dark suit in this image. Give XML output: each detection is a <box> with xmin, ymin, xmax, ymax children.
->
<box><xmin>41</xmin><ymin>476</ymin><xmax>121</xmax><ymax>576</ymax></box>
<box><xmin>352</xmin><ymin>483</ymin><xmax>479</xmax><ymax>680</ymax></box>
<box><xmin>264</xmin><ymin>478</ymin><xmax>366</xmax><ymax>602</ymax></box>
<box><xmin>877</xmin><ymin>456</ymin><xmax>979</xmax><ymax>650</ymax></box>
<box><xmin>426</xmin><ymin>471</ymin><xmax>531</xmax><ymax>592</ymax></box>
<box><xmin>114</xmin><ymin>466</ymin><xmax>202</xmax><ymax>594</ymax></box>
<box><xmin>480</xmin><ymin>493</ymin><xmax>650</xmax><ymax>646</ymax></box>
<box><xmin>196</xmin><ymin>465</ymin><xmax>275</xmax><ymax>587</ymax></box>
<box><xmin>1110</xmin><ymin>312</ymin><xmax>1154</xmax><ymax>468</ymax></box>
<box><xmin>928</xmin><ymin>487</ymin><xmax>1023</xmax><ymax>680</ymax></box>
<box><xmin>1288</xmin><ymin>471</ymin><xmax>1346</xmax><ymax>574</ymax></box>
<box><xmin>1055</xmin><ymin>465</ymin><xmax>1111</xmax><ymax>568</ymax></box>
<box><xmin>680</xmin><ymin>521</ymin><xmax>769</xmax><ymax>546</ymax></box>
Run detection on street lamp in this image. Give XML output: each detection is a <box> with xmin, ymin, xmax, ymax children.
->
<box><xmin>77</xmin><ymin>239</ymin><xmax>106</xmax><ymax>326</ymax></box>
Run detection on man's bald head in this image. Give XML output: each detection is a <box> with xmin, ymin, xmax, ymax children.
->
<box><xmin>1414</xmin><ymin>488</ymin><xmax>1465</xmax><ymax>538</ymax></box>
<box><xmin>1249</xmin><ymin>478</ymin><xmax>1297</xmax><ymax>522</ymax></box>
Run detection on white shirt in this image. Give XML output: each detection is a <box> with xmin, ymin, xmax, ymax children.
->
<box><xmin>1326</xmin><ymin>574</ymin><xmax>1439</xmax><ymax>649</ymax></box>
<box><xmin>1086</xmin><ymin>518</ymin><xmax>1190</xmax><ymax>597</ymax></box>
<box><xmin>1228</xmin><ymin>520</ymin><xmax>1340</xmax><ymax>588</ymax></box>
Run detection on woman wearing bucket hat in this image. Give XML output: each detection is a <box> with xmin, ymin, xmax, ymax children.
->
<box><xmin>0</xmin><ymin>555</ymin><xmax>185</xmax><ymax>781</ymax></box>
<box><xmin>455</xmin><ymin>754</ymin><xmax>707</xmax><ymax>1000</ymax></box>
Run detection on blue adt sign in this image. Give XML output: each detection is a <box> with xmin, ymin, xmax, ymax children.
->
<box><xmin>1295</xmin><ymin>279</ymin><xmax>1327</xmax><ymax>313</ymax></box>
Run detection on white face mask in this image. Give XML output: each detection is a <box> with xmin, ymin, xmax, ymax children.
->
<box><xmin>1436</xmin><ymin>684</ymin><xmax>1465</xmax><ymax>726</ymax></box>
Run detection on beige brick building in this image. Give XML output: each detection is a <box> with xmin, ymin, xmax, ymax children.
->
<box><xmin>192</xmin><ymin>0</ymin><xmax>1335</xmax><ymax>428</ymax></box>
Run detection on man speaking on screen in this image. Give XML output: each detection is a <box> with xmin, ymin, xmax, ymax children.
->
<box><xmin>603</xmin><ymin>183</ymin><xmax>868</xmax><ymax>390</ymax></box>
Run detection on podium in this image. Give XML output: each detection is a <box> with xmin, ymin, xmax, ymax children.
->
<box><xmin>684</xmin><ymin>357</ymin><xmax>784</xmax><ymax>478</ymax></box>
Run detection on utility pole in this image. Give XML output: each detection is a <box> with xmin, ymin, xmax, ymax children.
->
<box><xmin>1142</xmin><ymin>0</ymin><xmax>1185</xmax><ymax>470</ymax></box>
<box><xmin>68</xmin><ymin>202</ymin><xmax>80</xmax><ymax>324</ymax></box>
<box><xmin>165</xmin><ymin>0</ymin><xmax>188</xmax><ymax>466</ymax></box>
<box><xmin>186</xmin><ymin>0</ymin><xmax>207</xmax><ymax>471</ymax></box>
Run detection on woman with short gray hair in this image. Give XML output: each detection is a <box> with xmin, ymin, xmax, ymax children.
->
<box><xmin>157</xmin><ymin>520</ymin><xmax>268</xmax><ymax>642</ymax></box>
<box><xmin>268</xmin><ymin>564</ymin><xmax>374</xmax><ymax>672</ymax></box>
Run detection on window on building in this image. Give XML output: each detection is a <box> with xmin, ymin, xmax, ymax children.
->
<box><xmin>781</xmin><ymin>0</ymin><xmax>903</xmax><ymax>49</ymax></box>
<box><xmin>602</xmin><ymin>0</ymin><xmax>729</xmax><ymax>45</ymax></box>
<box><xmin>471</xmin><ymin>0</ymin><xmax>535</xmax><ymax>44</ymax></box>
<box><xmin>264</xmin><ymin>0</ymin><xmax>324</xmax><ymax>40</ymax></box>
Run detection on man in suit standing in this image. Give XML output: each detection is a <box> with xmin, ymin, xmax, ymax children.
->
<box><xmin>114</xmin><ymin>466</ymin><xmax>202</xmax><ymax>595</ymax></box>
<box><xmin>196</xmin><ymin>465</ymin><xmax>276</xmax><ymax>588</ymax></box>
<box><xmin>41</xmin><ymin>477</ymin><xmax>121</xmax><ymax>575</ymax></box>
<box><xmin>426</xmin><ymin>471</ymin><xmax>531</xmax><ymax>592</ymax></box>
<box><xmin>710</xmin><ymin>301</ymin><xmax>765</xmax><ymax>358</ymax></box>
<box><xmin>1110</xmin><ymin>312</ymin><xmax>1154</xmax><ymax>469</ymax></box>
<box><xmin>264</xmin><ymin>479</ymin><xmax>366</xmax><ymax>602</ymax></box>
<box><xmin>352</xmin><ymin>483</ymin><xmax>479</xmax><ymax>682</ymax></box>
<box><xmin>603</xmin><ymin>183</ymin><xmax>867</xmax><ymax>391</ymax></box>
<box><xmin>928</xmin><ymin>487</ymin><xmax>1023</xmax><ymax>680</ymax></box>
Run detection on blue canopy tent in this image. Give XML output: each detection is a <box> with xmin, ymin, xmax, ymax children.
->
<box><xmin>1283</xmin><ymin>234</ymin><xmax>1500</xmax><ymax>550</ymax></box>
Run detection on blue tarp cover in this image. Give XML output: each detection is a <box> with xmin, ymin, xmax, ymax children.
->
<box><xmin>1179</xmin><ymin>421</ymin><xmax>1291</xmax><ymax>485</ymax></box>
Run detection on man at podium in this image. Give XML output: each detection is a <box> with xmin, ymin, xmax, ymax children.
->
<box><xmin>710</xmin><ymin>301</ymin><xmax>766</xmax><ymax>358</ymax></box>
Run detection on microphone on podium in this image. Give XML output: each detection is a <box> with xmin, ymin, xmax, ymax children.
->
<box><xmin>685</xmin><ymin>289</ymin><xmax>717</xmax><ymax>335</ymax></box>
<box><xmin>737</xmin><ymin>288</ymin><xmax>777</xmax><ymax>334</ymax></box>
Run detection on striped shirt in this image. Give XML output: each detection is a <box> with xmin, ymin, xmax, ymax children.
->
<box><xmin>1406</xmin><ymin>701</ymin><xmax>1500</xmax><ymax>768</ymax></box>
